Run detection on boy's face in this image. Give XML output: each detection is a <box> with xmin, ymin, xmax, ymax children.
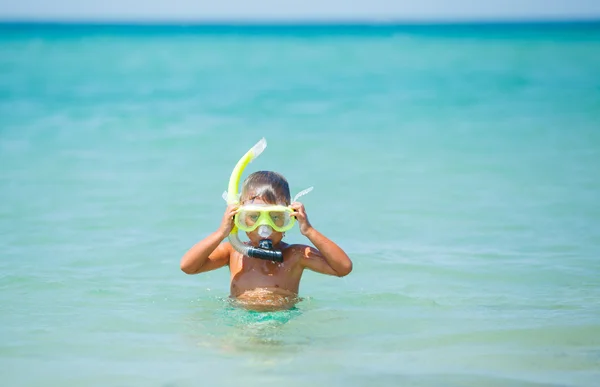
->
<box><xmin>243</xmin><ymin>197</ymin><xmax>285</xmax><ymax>247</ymax></box>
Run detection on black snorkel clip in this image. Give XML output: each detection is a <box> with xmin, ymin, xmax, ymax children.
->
<box><xmin>247</xmin><ymin>239</ymin><xmax>283</xmax><ymax>262</ymax></box>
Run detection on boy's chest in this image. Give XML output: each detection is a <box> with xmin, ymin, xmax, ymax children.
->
<box><xmin>229</xmin><ymin>253</ymin><xmax>301</xmax><ymax>289</ymax></box>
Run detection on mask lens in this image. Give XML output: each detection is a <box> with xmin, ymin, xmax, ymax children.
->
<box><xmin>238</xmin><ymin>210</ymin><xmax>260</xmax><ymax>230</ymax></box>
<box><xmin>268</xmin><ymin>211</ymin><xmax>290</xmax><ymax>229</ymax></box>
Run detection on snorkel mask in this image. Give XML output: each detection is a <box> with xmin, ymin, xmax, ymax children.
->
<box><xmin>235</xmin><ymin>204</ymin><xmax>295</xmax><ymax>233</ymax></box>
<box><xmin>223</xmin><ymin>138</ymin><xmax>313</xmax><ymax>262</ymax></box>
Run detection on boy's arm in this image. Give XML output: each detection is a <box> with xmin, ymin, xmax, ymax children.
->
<box><xmin>180</xmin><ymin>204</ymin><xmax>237</xmax><ymax>274</ymax></box>
<box><xmin>290</xmin><ymin>202</ymin><xmax>352</xmax><ymax>277</ymax></box>
<box><xmin>180</xmin><ymin>231</ymin><xmax>231</xmax><ymax>274</ymax></box>
<box><xmin>298</xmin><ymin>228</ymin><xmax>352</xmax><ymax>277</ymax></box>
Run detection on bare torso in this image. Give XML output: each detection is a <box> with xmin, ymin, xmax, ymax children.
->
<box><xmin>228</xmin><ymin>242</ymin><xmax>304</xmax><ymax>311</ymax></box>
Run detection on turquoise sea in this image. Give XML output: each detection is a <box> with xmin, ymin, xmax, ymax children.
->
<box><xmin>1</xmin><ymin>22</ymin><xmax>600</xmax><ymax>386</ymax></box>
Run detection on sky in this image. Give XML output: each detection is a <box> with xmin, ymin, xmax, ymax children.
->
<box><xmin>0</xmin><ymin>0</ymin><xmax>600</xmax><ymax>21</ymax></box>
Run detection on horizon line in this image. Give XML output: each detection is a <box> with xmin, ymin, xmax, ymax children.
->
<box><xmin>1</xmin><ymin>16</ymin><xmax>600</xmax><ymax>26</ymax></box>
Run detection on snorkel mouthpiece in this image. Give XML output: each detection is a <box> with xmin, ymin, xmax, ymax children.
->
<box><xmin>253</xmin><ymin>224</ymin><xmax>283</xmax><ymax>262</ymax></box>
<box><xmin>258</xmin><ymin>239</ymin><xmax>273</xmax><ymax>249</ymax></box>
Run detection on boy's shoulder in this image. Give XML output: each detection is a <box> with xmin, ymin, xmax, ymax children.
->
<box><xmin>284</xmin><ymin>243</ymin><xmax>310</xmax><ymax>249</ymax></box>
<box><xmin>283</xmin><ymin>243</ymin><xmax>317</xmax><ymax>257</ymax></box>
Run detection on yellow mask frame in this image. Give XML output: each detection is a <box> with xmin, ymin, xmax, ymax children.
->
<box><xmin>234</xmin><ymin>204</ymin><xmax>295</xmax><ymax>233</ymax></box>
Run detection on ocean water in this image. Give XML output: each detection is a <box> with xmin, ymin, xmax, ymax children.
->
<box><xmin>1</xmin><ymin>22</ymin><xmax>600</xmax><ymax>386</ymax></box>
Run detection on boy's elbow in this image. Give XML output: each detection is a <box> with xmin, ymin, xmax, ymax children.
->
<box><xmin>180</xmin><ymin>260</ymin><xmax>196</xmax><ymax>274</ymax></box>
<box><xmin>336</xmin><ymin>261</ymin><xmax>353</xmax><ymax>277</ymax></box>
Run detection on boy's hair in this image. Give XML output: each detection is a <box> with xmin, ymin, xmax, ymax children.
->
<box><xmin>240</xmin><ymin>171</ymin><xmax>291</xmax><ymax>205</ymax></box>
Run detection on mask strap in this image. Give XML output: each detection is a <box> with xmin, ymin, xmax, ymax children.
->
<box><xmin>292</xmin><ymin>186</ymin><xmax>314</xmax><ymax>203</ymax></box>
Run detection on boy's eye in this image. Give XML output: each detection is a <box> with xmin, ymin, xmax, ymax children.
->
<box><xmin>269</xmin><ymin>212</ymin><xmax>285</xmax><ymax>224</ymax></box>
<box><xmin>243</xmin><ymin>212</ymin><xmax>260</xmax><ymax>223</ymax></box>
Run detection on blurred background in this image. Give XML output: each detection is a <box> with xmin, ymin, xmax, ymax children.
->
<box><xmin>1</xmin><ymin>2</ymin><xmax>600</xmax><ymax>387</ymax></box>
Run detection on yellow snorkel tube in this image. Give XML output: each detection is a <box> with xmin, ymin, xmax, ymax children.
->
<box><xmin>226</xmin><ymin>138</ymin><xmax>284</xmax><ymax>262</ymax></box>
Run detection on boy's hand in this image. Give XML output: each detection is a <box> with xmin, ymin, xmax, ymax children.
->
<box><xmin>219</xmin><ymin>204</ymin><xmax>239</xmax><ymax>237</ymax></box>
<box><xmin>290</xmin><ymin>202</ymin><xmax>313</xmax><ymax>236</ymax></box>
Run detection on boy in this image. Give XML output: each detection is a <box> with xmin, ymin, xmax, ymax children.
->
<box><xmin>180</xmin><ymin>171</ymin><xmax>352</xmax><ymax>311</ymax></box>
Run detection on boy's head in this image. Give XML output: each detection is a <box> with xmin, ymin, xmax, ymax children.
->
<box><xmin>240</xmin><ymin>171</ymin><xmax>291</xmax><ymax>206</ymax></box>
